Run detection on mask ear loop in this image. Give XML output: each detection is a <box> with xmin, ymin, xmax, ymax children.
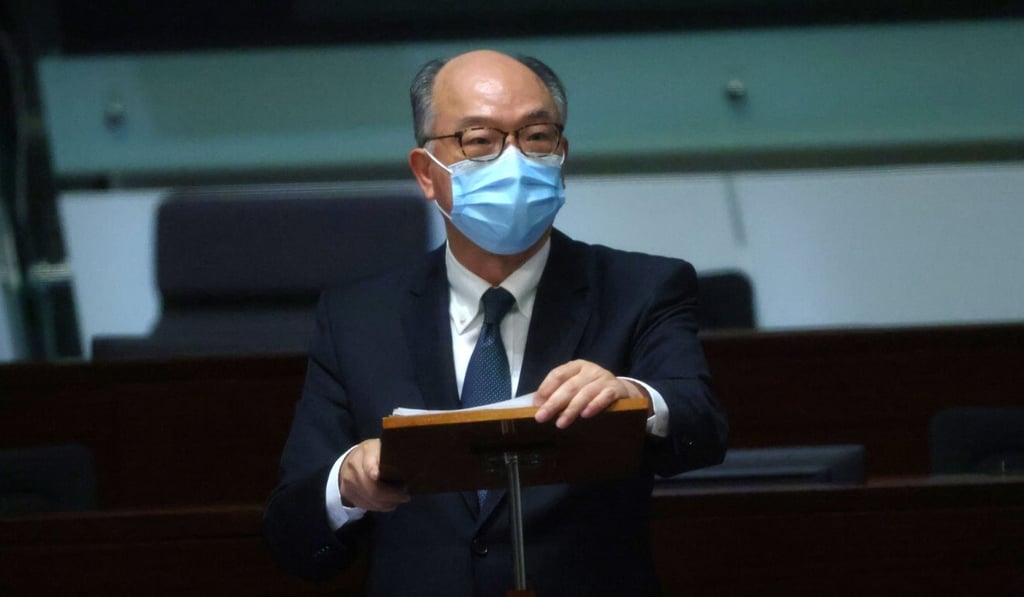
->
<box><xmin>423</xmin><ymin>148</ymin><xmax>454</xmax><ymax>174</ymax></box>
<box><xmin>545</xmin><ymin>151</ymin><xmax>566</xmax><ymax>166</ymax></box>
<box><xmin>421</xmin><ymin>149</ymin><xmax>455</xmax><ymax>221</ymax></box>
<box><xmin>424</xmin><ymin>147</ymin><xmax>497</xmax><ymax>177</ymax></box>
<box><xmin>522</xmin><ymin>145</ymin><xmax>565</xmax><ymax>167</ymax></box>
<box><xmin>432</xmin><ymin>197</ymin><xmax>454</xmax><ymax>223</ymax></box>
<box><xmin>427</xmin><ymin>138</ymin><xmax>566</xmax><ymax>171</ymax></box>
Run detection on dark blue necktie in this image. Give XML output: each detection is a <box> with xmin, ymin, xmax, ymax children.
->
<box><xmin>462</xmin><ymin>287</ymin><xmax>515</xmax><ymax>409</ymax></box>
<box><xmin>461</xmin><ymin>287</ymin><xmax>516</xmax><ymax>507</ymax></box>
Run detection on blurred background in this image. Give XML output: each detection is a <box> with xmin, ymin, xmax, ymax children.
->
<box><xmin>2</xmin><ymin>0</ymin><xmax>1023</xmax><ymax>362</ymax></box>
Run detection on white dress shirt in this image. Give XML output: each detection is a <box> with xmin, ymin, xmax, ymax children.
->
<box><xmin>325</xmin><ymin>238</ymin><xmax>669</xmax><ymax>530</ymax></box>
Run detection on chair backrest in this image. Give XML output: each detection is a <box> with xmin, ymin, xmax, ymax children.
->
<box><xmin>0</xmin><ymin>444</ymin><xmax>97</xmax><ymax>516</ymax></box>
<box><xmin>696</xmin><ymin>270</ymin><xmax>756</xmax><ymax>331</ymax></box>
<box><xmin>92</xmin><ymin>185</ymin><xmax>430</xmax><ymax>359</ymax></box>
<box><xmin>930</xmin><ymin>407</ymin><xmax>1024</xmax><ymax>475</ymax></box>
<box><xmin>157</xmin><ymin>187</ymin><xmax>429</xmax><ymax>308</ymax></box>
<box><xmin>659</xmin><ymin>444</ymin><xmax>865</xmax><ymax>489</ymax></box>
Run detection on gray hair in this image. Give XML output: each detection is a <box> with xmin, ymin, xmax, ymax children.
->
<box><xmin>410</xmin><ymin>54</ymin><xmax>568</xmax><ymax>147</ymax></box>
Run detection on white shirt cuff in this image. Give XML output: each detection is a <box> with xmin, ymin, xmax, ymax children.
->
<box><xmin>325</xmin><ymin>446</ymin><xmax>367</xmax><ymax>531</ymax></box>
<box><xmin>618</xmin><ymin>377</ymin><xmax>670</xmax><ymax>438</ymax></box>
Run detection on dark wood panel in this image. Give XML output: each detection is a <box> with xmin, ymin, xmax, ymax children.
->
<box><xmin>701</xmin><ymin>324</ymin><xmax>1024</xmax><ymax>476</ymax></box>
<box><xmin>0</xmin><ymin>355</ymin><xmax>307</xmax><ymax>508</ymax></box>
<box><xmin>0</xmin><ymin>505</ymin><xmax>366</xmax><ymax>596</ymax></box>
<box><xmin>1</xmin><ymin>324</ymin><xmax>1022</xmax><ymax>509</ymax></box>
<box><xmin>2</xmin><ymin>477</ymin><xmax>1021</xmax><ymax>595</ymax></box>
<box><xmin>651</xmin><ymin>476</ymin><xmax>1024</xmax><ymax>595</ymax></box>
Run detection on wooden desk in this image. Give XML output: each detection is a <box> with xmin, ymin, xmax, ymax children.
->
<box><xmin>0</xmin><ymin>503</ymin><xmax>365</xmax><ymax>596</ymax></box>
<box><xmin>1</xmin><ymin>324</ymin><xmax>1022</xmax><ymax>508</ymax></box>
<box><xmin>2</xmin><ymin>477</ymin><xmax>1021</xmax><ymax>595</ymax></box>
<box><xmin>0</xmin><ymin>355</ymin><xmax>306</xmax><ymax>508</ymax></box>
<box><xmin>651</xmin><ymin>475</ymin><xmax>1024</xmax><ymax>595</ymax></box>
<box><xmin>701</xmin><ymin>324</ymin><xmax>1024</xmax><ymax>476</ymax></box>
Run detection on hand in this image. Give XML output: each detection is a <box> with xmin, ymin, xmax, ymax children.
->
<box><xmin>533</xmin><ymin>359</ymin><xmax>651</xmax><ymax>429</ymax></box>
<box><xmin>338</xmin><ymin>438</ymin><xmax>410</xmax><ymax>512</ymax></box>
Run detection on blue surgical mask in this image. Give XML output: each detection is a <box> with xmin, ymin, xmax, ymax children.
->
<box><xmin>426</xmin><ymin>147</ymin><xmax>566</xmax><ymax>255</ymax></box>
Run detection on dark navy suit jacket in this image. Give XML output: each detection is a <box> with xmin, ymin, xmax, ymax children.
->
<box><xmin>264</xmin><ymin>230</ymin><xmax>728</xmax><ymax>596</ymax></box>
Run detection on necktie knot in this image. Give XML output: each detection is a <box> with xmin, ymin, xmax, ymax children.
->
<box><xmin>481</xmin><ymin>287</ymin><xmax>515</xmax><ymax>325</ymax></box>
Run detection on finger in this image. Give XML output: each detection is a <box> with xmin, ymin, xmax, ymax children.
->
<box><xmin>341</xmin><ymin>457</ymin><xmax>371</xmax><ymax>508</ymax></box>
<box><xmin>579</xmin><ymin>385</ymin><xmax>623</xmax><ymax>419</ymax></box>
<box><xmin>543</xmin><ymin>362</ymin><xmax>609</xmax><ymax>407</ymax></box>
<box><xmin>555</xmin><ymin>379</ymin><xmax>610</xmax><ymax>428</ymax></box>
<box><xmin>536</xmin><ymin>372</ymin><xmax>585</xmax><ymax>422</ymax></box>
<box><xmin>359</xmin><ymin>439</ymin><xmax>382</xmax><ymax>481</ymax></box>
<box><xmin>342</xmin><ymin>440</ymin><xmax>386</xmax><ymax>509</ymax></box>
<box><xmin>375</xmin><ymin>484</ymin><xmax>412</xmax><ymax>510</ymax></box>
<box><xmin>560</xmin><ymin>377</ymin><xmax>635</xmax><ymax>427</ymax></box>
<box><xmin>536</xmin><ymin>361</ymin><xmax>607</xmax><ymax>423</ymax></box>
<box><xmin>535</xmin><ymin>361</ymin><xmax>581</xmax><ymax>402</ymax></box>
<box><xmin>362</xmin><ymin>485</ymin><xmax>409</xmax><ymax>512</ymax></box>
<box><xmin>345</xmin><ymin>469</ymin><xmax>410</xmax><ymax>511</ymax></box>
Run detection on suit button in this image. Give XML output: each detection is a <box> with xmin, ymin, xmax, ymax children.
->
<box><xmin>471</xmin><ymin>539</ymin><xmax>488</xmax><ymax>556</ymax></box>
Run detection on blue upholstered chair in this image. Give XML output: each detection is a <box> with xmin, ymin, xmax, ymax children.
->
<box><xmin>92</xmin><ymin>186</ymin><xmax>430</xmax><ymax>359</ymax></box>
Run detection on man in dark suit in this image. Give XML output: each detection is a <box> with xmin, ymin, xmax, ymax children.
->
<box><xmin>264</xmin><ymin>49</ymin><xmax>728</xmax><ymax>596</ymax></box>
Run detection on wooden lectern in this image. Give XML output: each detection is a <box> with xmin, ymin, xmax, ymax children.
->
<box><xmin>380</xmin><ymin>397</ymin><xmax>649</xmax><ymax>596</ymax></box>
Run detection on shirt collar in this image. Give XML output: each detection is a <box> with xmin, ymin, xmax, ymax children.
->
<box><xmin>446</xmin><ymin>239</ymin><xmax>551</xmax><ymax>334</ymax></box>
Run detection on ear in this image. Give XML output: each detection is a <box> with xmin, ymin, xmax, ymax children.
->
<box><xmin>408</xmin><ymin>148</ymin><xmax>436</xmax><ymax>200</ymax></box>
<box><xmin>560</xmin><ymin>137</ymin><xmax>570</xmax><ymax>186</ymax></box>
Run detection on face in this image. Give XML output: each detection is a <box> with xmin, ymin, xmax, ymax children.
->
<box><xmin>409</xmin><ymin>50</ymin><xmax>566</xmax><ymax>215</ymax></box>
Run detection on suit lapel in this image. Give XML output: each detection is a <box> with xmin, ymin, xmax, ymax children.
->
<box><xmin>401</xmin><ymin>247</ymin><xmax>460</xmax><ymax>412</ymax></box>
<box><xmin>479</xmin><ymin>230</ymin><xmax>592</xmax><ymax>527</ymax></box>
<box><xmin>516</xmin><ymin>230</ymin><xmax>592</xmax><ymax>396</ymax></box>
<box><xmin>401</xmin><ymin>247</ymin><xmax>480</xmax><ymax>517</ymax></box>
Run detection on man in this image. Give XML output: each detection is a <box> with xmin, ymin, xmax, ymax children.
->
<box><xmin>264</xmin><ymin>49</ymin><xmax>727</xmax><ymax>596</ymax></box>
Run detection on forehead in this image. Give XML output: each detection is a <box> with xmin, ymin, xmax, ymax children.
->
<box><xmin>432</xmin><ymin>55</ymin><xmax>557</xmax><ymax>130</ymax></box>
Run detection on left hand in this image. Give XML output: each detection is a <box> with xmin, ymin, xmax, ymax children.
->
<box><xmin>533</xmin><ymin>359</ymin><xmax>651</xmax><ymax>429</ymax></box>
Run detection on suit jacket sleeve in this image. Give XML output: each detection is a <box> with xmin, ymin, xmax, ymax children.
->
<box><xmin>263</xmin><ymin>293</ymin><xmax>363</xmax><ymax>581</ymax></box>
<box><xmin>622</xmin><ymin>258</ymin><xmax>728</xmax><ymax>477</ymax></box>
<box><xmin>522</xmin><ymin>234</ymin><xmax>727</xmax><ymax>478</ymax></box>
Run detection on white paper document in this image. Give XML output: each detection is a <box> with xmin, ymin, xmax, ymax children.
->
<box><xmin>391</xmin><ymin>393</ymin><xmax>538</xmax><ymax>416</ymax></box>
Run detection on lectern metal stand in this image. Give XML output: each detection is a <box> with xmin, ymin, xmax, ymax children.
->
<box><xmin>504</xmin><ymin>452</ymin><xmax>531</xmax><ymax>596</ymax></box>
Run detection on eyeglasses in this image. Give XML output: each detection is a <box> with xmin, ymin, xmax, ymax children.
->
<box><xmin>424</xmin><ymin>122</ymin><xmax>564</xmax><ymax>162</ymax></box>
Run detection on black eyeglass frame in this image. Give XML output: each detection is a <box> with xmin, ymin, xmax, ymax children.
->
<box><xmin>422</xmin><ymin>122</ymin><xmax>565</xmax><ymax>162</ymax></box>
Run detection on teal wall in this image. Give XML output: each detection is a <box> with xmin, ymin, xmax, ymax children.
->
<box><xmin>38</xmin><ymin>19</ymin><xmax>1024</xmax><ymax>183</ymax></box>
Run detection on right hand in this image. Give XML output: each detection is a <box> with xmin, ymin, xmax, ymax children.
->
<box><xmin>339</xmin><ymin>438</ymin><xmax>410</xmax><ymax>512</ymax></box>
